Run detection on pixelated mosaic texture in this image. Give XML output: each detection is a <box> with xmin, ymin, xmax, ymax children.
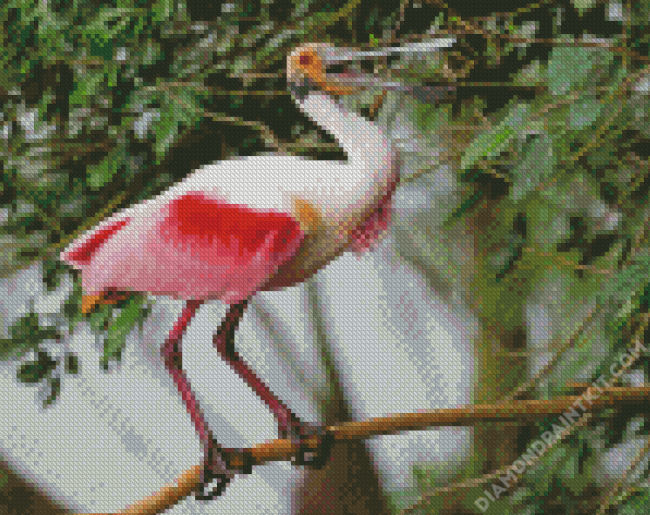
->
<box><xmin>2</xmin><ymin>1</ymin><xmax>650</xmax><ymax>514</ymax></box>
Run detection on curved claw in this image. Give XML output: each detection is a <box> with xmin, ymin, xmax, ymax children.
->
<box><xmin>195</xmin><ymin>444</ymin><xmax>254</xmax><ymax>501</ymax></box>
<box><xmin>284</xmin><ymin>423</ymin><xmax>334</xmax><ymax>469</ymax></box>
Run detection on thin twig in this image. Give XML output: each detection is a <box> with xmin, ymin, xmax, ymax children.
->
<box><xmin>203</xmin><ymin>112</ymin><xmax>284</xmax><ymax>152</ymax></box>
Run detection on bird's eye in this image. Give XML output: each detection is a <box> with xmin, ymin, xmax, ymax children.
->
<box><xmin>299</xmin><ymin>55</ymin><xmax>313</xmax><ymax>66</ymax></box>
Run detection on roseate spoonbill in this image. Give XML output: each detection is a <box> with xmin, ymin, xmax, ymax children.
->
<box><xmin>59</xmin><ymin>38</ymin><xmax>456</xmax><ymax>499</ymax></box>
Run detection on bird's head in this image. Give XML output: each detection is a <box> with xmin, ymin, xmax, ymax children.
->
<box><xmin>287</xmin><ymin>43</ymin><xmax>366</xmax><ymax>102</ymax></box>
<box><xmin>287</xmin><ymin>38</ymin><xmax>457</xmax><ymax>107</ymax></box>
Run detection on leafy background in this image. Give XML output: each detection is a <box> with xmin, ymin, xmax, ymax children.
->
<box><xmin>1</xmin><ymin>0</ymin><xmax>650</xmax><ymax>513</ymax></box>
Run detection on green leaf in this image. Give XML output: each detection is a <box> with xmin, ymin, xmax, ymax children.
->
<box><xmin>0</xmin><ymin>339</ymin><xmax>18</xmax><ymax>361</ymax></box>
<box><xmin>86</xmin><ymin>151</ymin><xmax>128</xmax><ymax>191</ymax></box>
<box><xmin>151</xmin><ymin>89</ymin><xmax>201</xmax><ymax>164</ymax></box>
<box><xmin>567</xmin><ymin>98</ymin><xmax>604</xmax><ymax>131</ymax></box>
<box><xmin>63</xmin><ymin>276</ymin><xmax>84</xmax><ymax>333</ymax></box>
<box><xmin>460</xmin><ymin>103</ymin><xmax>545</xmax><ymax>202</ymax></box>
<box><xmin>42</xmin><ymin>258</ymin><xmax>66</xmax><ymax>292</ymax></box>
<box><xmin>17</xmin><ymin>351</ymin><xmax>57</xmax><ymax>384</ymax></box>
<box><xmin>571</xmin><ymin>0</ymin><xmax>597</xmax><ymax>15</ymax></box>
<box><xmin>512</xmin><ymin>133</ymin><xmax>554</xmax><ymax>202</ymax></box>
<box><xmin>1</xmin><ymin>312</ymin><xmax>59</xmax><ymax>361</ymax></box>
<box><xmin>526</xmin><ymin>445</ymin><xmax>567</xmax><ymax>497</ymax></box>
<box><xmin>100</xmin><ymin>295</ymin><xmax>143</xmax><ymax>369</ymax></box>
<box><xmin>619</xmin><ymin>488</ymin><xmax>650</xmax><ymax>515</ymax></box>
<box><xmin>69</xmin><ymin>68</ymin><xmax>105</xmax><ymax>109</ymax></box>
<box><xmin>600</xmin><ymin>254</ymin><xmax>650</xmax><ymax>337</ymax></box>
<box><xmin>64</xmin><ymin>352</ymin><xmax>79</xmax><ymax>375</ymax></box>
<box><xmin>388</xmin><ymin>45</ymin><xmax>448</xmax><ymax>84</ymax></box>
<box><xmin>460</xmin><ymin>103</ymin><xmax>528</xmax><ymax>173</ymax></box>
<box><xmin>43</xmin><ymin>376</ymin><xmax>61</xmax><ymax>408</ymax></box>
<box><xmin>547</xmin><ymin>44</ymin><xmax>615</xmax><ymax>96</ymax></box>
<box><xmin>88</xmin><ymin>302</ymin><xmax>114</xmax><ymax>334</ymax></box>
<box><xmin>512</xmin><ymin>59</ymin><xmax>547</xmax><ymax>88</ymax></box>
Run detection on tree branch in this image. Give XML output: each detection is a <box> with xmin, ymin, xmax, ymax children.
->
<box><xmin>74</xmin><ymin>386</ymin><xmax>650</xmax><ymax>515</ymax></box>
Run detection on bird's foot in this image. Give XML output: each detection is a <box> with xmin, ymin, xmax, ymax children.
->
<box><xmin>281</xmin><ymin>421</ymin><xmax>334</xmax><ymax>469</ymax></box>
<box><xmin>194</xmin><ymin>443</ymin><xmax>254</xmax><ymax>501</ymax></box>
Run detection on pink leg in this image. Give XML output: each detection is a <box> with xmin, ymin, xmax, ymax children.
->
<box><xmin>214</xmin><ymin>300</ymin><xmax>333</xmax><ymax>467</ymax></box>
<box><xmin>162</xmin><ymin>299</ymin><xmax>248</xmax><ymax>500</ymax></box>
<box><xmin>161</xmin><ymin>300</ymin><xmax>207</xmax><ymax>442</ymax></box>
<box><xmin>163</xmin><ymin>298</ymin><xmax>331</xmax><ymax>499</ymax></box>
<box><xmin>212</xmin><ymin>300</ymin><xmax>303</xmax><ymax>437</ymax></box>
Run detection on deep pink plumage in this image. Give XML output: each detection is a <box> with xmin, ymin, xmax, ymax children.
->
<box><xmin>64</xmin><ymin>218</ymin><xmax>130</xmax><ymax>265</ymax></box>
<box><xmin>162</xmin><ymin>193</ymin><xmax>302</xmax><ymax>257</ymax></box>
<box><xmin>63</xmin><ymin>192</ymin><xmax>305</xmax><ymax>305</ymax></box>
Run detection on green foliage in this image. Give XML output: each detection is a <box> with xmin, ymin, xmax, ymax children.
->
<box><xmin>618</xmin><ymin>487</ymin><xmax>650</xmax><ymax>515</ymax></box>
<box><xmin>0</xmin><ymin>0</ymin><xmax>195</xmax><ymax>276</ymax></box>
<box><xmin>100</xmin><ymin>295</ymin><xmax>146</xmax><ymax>370</ymax></box>
<box><xmin>547</xmin><ymin>45</ymin><xmax>616</xmax><ymax>97</ymax></box>
<box><xmin>3</xmin><ymin>308</ymin><xmax>80</xmax><ymax>407</ymax></box>
<box><xmin>386</xmin><ymin>2</ymin><xmax>650</xmax><ymax>514</ymax></box>
<box><xmin>0</xmin><ymin>311</ymin><xmax>59</xmax><ymax>361</ymax></box>
<box><xmin>64</xmin><ymin>352</ymin><xmax>79</xmax><ymax>375</ymax></box>
<box><xmin>459</xmin><ymin>102</ymin><xmax>544</xmax><ymax>184</ymax></box>
<box><xmin>42</xmin><ymin>257</ymin><xmax>68</xmax><ymax>292</ymax></box>
<box><xmin>62</xmin><ymin>275</ymin><xmax>84</xmax><ymax>333</ymax></box>
<box><xmin>17</xmin><ymin>350</ymin><xmax>57</xmax><ymax>384</ymax></box>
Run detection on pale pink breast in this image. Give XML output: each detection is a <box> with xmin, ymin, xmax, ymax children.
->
<box><xmin>348</xmin><ymin>175</ymin><xmax>398</xmax><ymax>254</ymax></box>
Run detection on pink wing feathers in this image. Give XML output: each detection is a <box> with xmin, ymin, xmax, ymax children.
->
<box><xmin>61</xmin><ymin>193</ymin><xmax>304</xmax><ymax>305</ymax></box>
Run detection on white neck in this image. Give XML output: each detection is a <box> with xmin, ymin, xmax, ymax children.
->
<box><xmin>298</xmin><ymin>92</ymin><xmax>393</xmax><ymax>167</ymax></box>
